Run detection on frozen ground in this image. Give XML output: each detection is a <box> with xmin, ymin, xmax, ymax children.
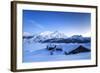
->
<box><xmin>23</xmin><ymin>40</ymin><xmax>91</xmax><ymax>62</ymax></box>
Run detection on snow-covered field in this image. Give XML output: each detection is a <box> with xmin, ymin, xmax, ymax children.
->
<box><xmin>23</xmin><ymin>40</ymin><xmax>91</xmax><ymax>62</ymax></box>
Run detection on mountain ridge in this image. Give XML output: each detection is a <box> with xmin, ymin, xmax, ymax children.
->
<box><xmin>23</xmin><ymin>31</ymin><xmax>91</xmax><ymax>43</ymax></box>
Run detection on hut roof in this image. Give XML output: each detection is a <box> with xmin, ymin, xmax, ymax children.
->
<box><xmin>68</xmin><ymin>45</ymin><xmax>90</xmax><ymax>54</ymax></box>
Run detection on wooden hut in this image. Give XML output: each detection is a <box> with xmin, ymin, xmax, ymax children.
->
<box><xmin>68</xmin><ymin>45</ymin><xmax>90</xmax><ymax>54</ymax></box>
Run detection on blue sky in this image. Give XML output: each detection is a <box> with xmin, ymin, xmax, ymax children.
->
<box><xmin>23</xmin><ymin>10</ymin><xmax>91</xmax><ymax>36</ymax></box>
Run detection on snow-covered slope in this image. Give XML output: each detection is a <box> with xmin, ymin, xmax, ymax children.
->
<box><xmin>23</xmin><ymin>42</ymin><xmax>91</xmax><ymax>62</ymax></box>
<box><xmin>23</xmin><ymin>52</ymin><xmax>91</xmax><ymax>62</ymax></box>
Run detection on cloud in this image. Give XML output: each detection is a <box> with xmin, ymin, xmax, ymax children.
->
<box><xmin>29</xmin><ymin>20</ymin><xmax>44</xmax><ymax>29</ymax></box>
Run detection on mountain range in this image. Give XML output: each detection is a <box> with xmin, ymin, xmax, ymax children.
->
<box><xmin>23</xmin><ymin>31</ymin><xmax>91</xmax><ymax>43</ymax></box>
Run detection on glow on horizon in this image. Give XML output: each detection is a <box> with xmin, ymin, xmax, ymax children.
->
<box><xmin>23</xmin><ymin>31</ymin><xmax>91</xmax><ymax>37</ymax></box>
<box><xmin>64</xmin><ymin>31</ymin><xmax>91</xmax><ymax>37</ymax></box>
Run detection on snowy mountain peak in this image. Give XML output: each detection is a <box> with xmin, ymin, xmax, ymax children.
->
<box><xmin>40</xmin><ymin>31</ymin><xmax>52</xmax><ymax>37</ymax></box>
<box><xmin>23</xmin><ymin>31</ymin><xmax>90</xmax><ymax>43</ymax></box>
<box><xmin>71</xmin><ymin>35</ymin><xmax>83</xmax><ymax>39</ymax></box>
<box><xmin>50</xmin><ymin>31</ymin><xmax>67</xmax><ymax>38</ymax></box>
<box><xmin>39</xmin><ymin>31</ymin><xmax>67</xmax><ymax>39</ymax></box>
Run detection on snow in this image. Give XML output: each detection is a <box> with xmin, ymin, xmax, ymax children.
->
<box><xmin>40</xmin><ymin>31</ymin><xmax>53</xmax><ymax>37</ymax></box>
<box><xmin>39</xmin><ymin>31</ymin><xmax>67</xmax><ymax>39</ymax></box>
<box><xmin>23</xmin><ymin>52</ymin><xmax>91</xmax><ymax>62</ymax></box>
<box><xmin>23</xmin><ymin>40</ymin><xmax>91</xmax><ymax>62</ymax></box>
<box><xmin>23</xmin><ymin>31</ymin><xmax>90</xmax><ymax>44</ymax></box>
